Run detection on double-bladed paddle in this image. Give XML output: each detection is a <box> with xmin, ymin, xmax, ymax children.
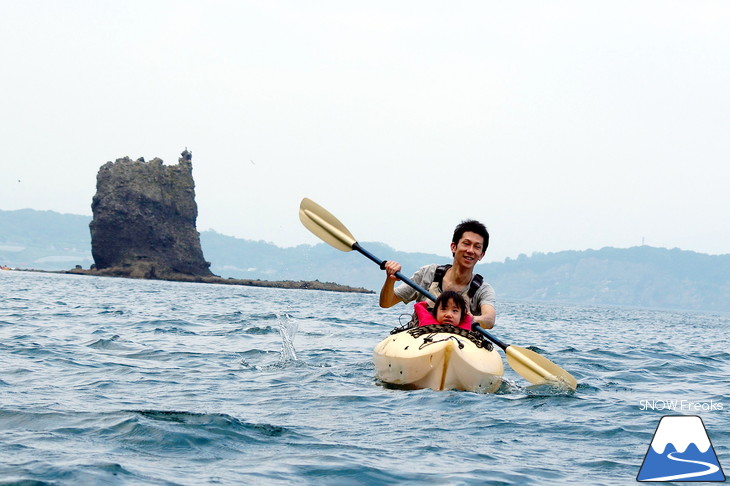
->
<box><xmin>299</xmin><ymin>197</ymin><xmax>577</xmax><ymax>391</ymax></box>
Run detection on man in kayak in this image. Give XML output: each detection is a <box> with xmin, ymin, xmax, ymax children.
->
<box><xmin>379</xmin><ymin>219</ymin><xmax>496</xmax><ymax>329</ymax></box>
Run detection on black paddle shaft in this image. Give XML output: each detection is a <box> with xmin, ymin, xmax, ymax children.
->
<box><xmin>352</xmin><ymin>242</ymin><xmax>509</xmax><ymax>351</ymax></box>
<box><xmin>352</xmin><ymin>242</ymin><xmax>436</xmax><ymax>300</ymax></box>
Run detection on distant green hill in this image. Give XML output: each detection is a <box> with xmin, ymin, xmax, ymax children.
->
<box><xmin>2</xmin><ymin>209</ymin><xmax>729</xmax><ymax>312</ymax></box>
<box><xmin>0</xmin><ymin>209</ymin><xmax>93</xmax><ymax>269</ymax></box>
<box><xmin>199</xmin><ymin>229</ymin><xmax>451</xmax><ymax>294</ymax></box>
<box><xmin>484</xmin><ymin>247</ymin><xmax>730</xmax><ymax>312</ymax></box>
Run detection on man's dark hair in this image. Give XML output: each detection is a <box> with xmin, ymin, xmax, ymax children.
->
<box><xmin>452</xmin><ymin>219</ymin><xmax>489</xmax><ymax>254</ymax></box>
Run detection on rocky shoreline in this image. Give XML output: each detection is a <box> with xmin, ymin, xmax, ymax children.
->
<box><xmin>11</xmin><ymin>267</ymin><xmax>372</xmax><ymax>294</ymax></box>
<box><xmin>6</xmin><ymin>151</ymin><xmax>373</xmax><ymax>295</ymax></box>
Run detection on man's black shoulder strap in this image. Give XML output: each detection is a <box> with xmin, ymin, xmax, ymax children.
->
<box><xmin>433</xmin><ymin>264</ymin><xmax>451</xmax><ymax>285</ymax></box>
<box><xmin>469</xmin><ymin>274</ymin><xmax>483</xmax><ymax>299</ymax></box>
<box><xmin>434</xmin><ymin>264</ymin><xmax>483</xmax><ymax>299</ymax></box>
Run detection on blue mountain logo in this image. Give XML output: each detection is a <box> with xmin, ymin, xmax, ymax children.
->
<box><xmin>637</xmin><ymin>415</ymin><xmax>725</xmax><ymax>482</ymax></box>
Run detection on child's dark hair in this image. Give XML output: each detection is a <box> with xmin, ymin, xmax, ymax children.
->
<box><xmin>431</xmin><ymin>290</ymin><xmax>469</xmax><ymax>320</ymax></box>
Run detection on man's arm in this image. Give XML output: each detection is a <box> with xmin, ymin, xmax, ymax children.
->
<box><xmin>379</xmin><ymin>261</ymin><xmax>403</xmax><ymax>308</ymax></box>
<box><xmin>472</xmin><ymin>304</ymin><xmax>496</xmax><ymax>329</ymax></box>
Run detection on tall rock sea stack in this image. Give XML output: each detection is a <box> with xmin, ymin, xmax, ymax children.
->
<box><xmin>89</xmin><ymin>150</ymin><xmax>213</xmax><ymax>279</ymax></box>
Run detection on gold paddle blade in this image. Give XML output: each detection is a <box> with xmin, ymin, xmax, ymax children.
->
<box><xmin>299</xmin><ymin>198</ymin><xmax>357</xmax><ymax>252</ymax></box>
<box><xmin>505</xmin><ymin>345</ymin><xmax>577</xmax><ymax>391</ymax></box>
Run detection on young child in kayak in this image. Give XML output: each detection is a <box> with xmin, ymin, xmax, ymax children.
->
<box><xmin>413</xmin><ymin>290</ymin><xmax>474</xmax><ymax>331</ymax></box>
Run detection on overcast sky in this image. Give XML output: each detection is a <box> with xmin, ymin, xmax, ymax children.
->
<box><xmin>2</xmin><ymin>1</ymin><xmax>728</xmax><ymax>262</ymax></box>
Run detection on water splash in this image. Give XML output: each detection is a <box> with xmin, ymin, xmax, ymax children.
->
<box><xmin>277</xmin><ymin>312</ymin><xmax>298</xmax><ymax>362</ymax></box>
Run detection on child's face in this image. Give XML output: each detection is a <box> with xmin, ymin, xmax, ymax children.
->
<box><xmin>435</xmin><ymin>299</ymin><xmax>462</xmax><ymax>326</ymax></box>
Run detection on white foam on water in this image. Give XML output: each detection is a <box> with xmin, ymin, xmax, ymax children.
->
<box><xmin>277</xmin><ymin>312</ymin><xmax>299</xmax><ymax>362</ymax></box>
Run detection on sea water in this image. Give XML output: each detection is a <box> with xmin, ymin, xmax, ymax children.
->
<box><xmin>0</xmin><ymin>270</ymin><xmax>728</xmax><ymax>485</ymax></box>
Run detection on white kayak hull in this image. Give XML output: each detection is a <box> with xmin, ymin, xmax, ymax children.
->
<box><xmin>373</xmin><ymin>325</ymin><xmax>504</xmax><ymax>393</ymax></box>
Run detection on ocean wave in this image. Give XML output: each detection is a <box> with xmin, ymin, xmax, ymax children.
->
<box><xmin>1</xmin><ymin>271</ymin><xmax>728</xmax><ymax>486</ymax></box>
<box><xmin>86</xmin><ymin>335</ymin><xmax>136</xmax><ymax>351</ymax></box>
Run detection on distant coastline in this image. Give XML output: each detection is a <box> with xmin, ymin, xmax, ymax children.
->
<box><xmin>3</xmin><ymin>208</ymin><xmax>729</xmax><ymax>312</ymax></box>
<box><xmin>8</xmin><ymin>267</ymin><xmax>374</xmax><ymax>295</ymax></box>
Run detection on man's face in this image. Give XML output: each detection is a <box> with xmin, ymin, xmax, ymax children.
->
<box><xmin>451</xmin><ymin>231</ymin><xmax>485</xmax><ymax>268</ymax></box>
